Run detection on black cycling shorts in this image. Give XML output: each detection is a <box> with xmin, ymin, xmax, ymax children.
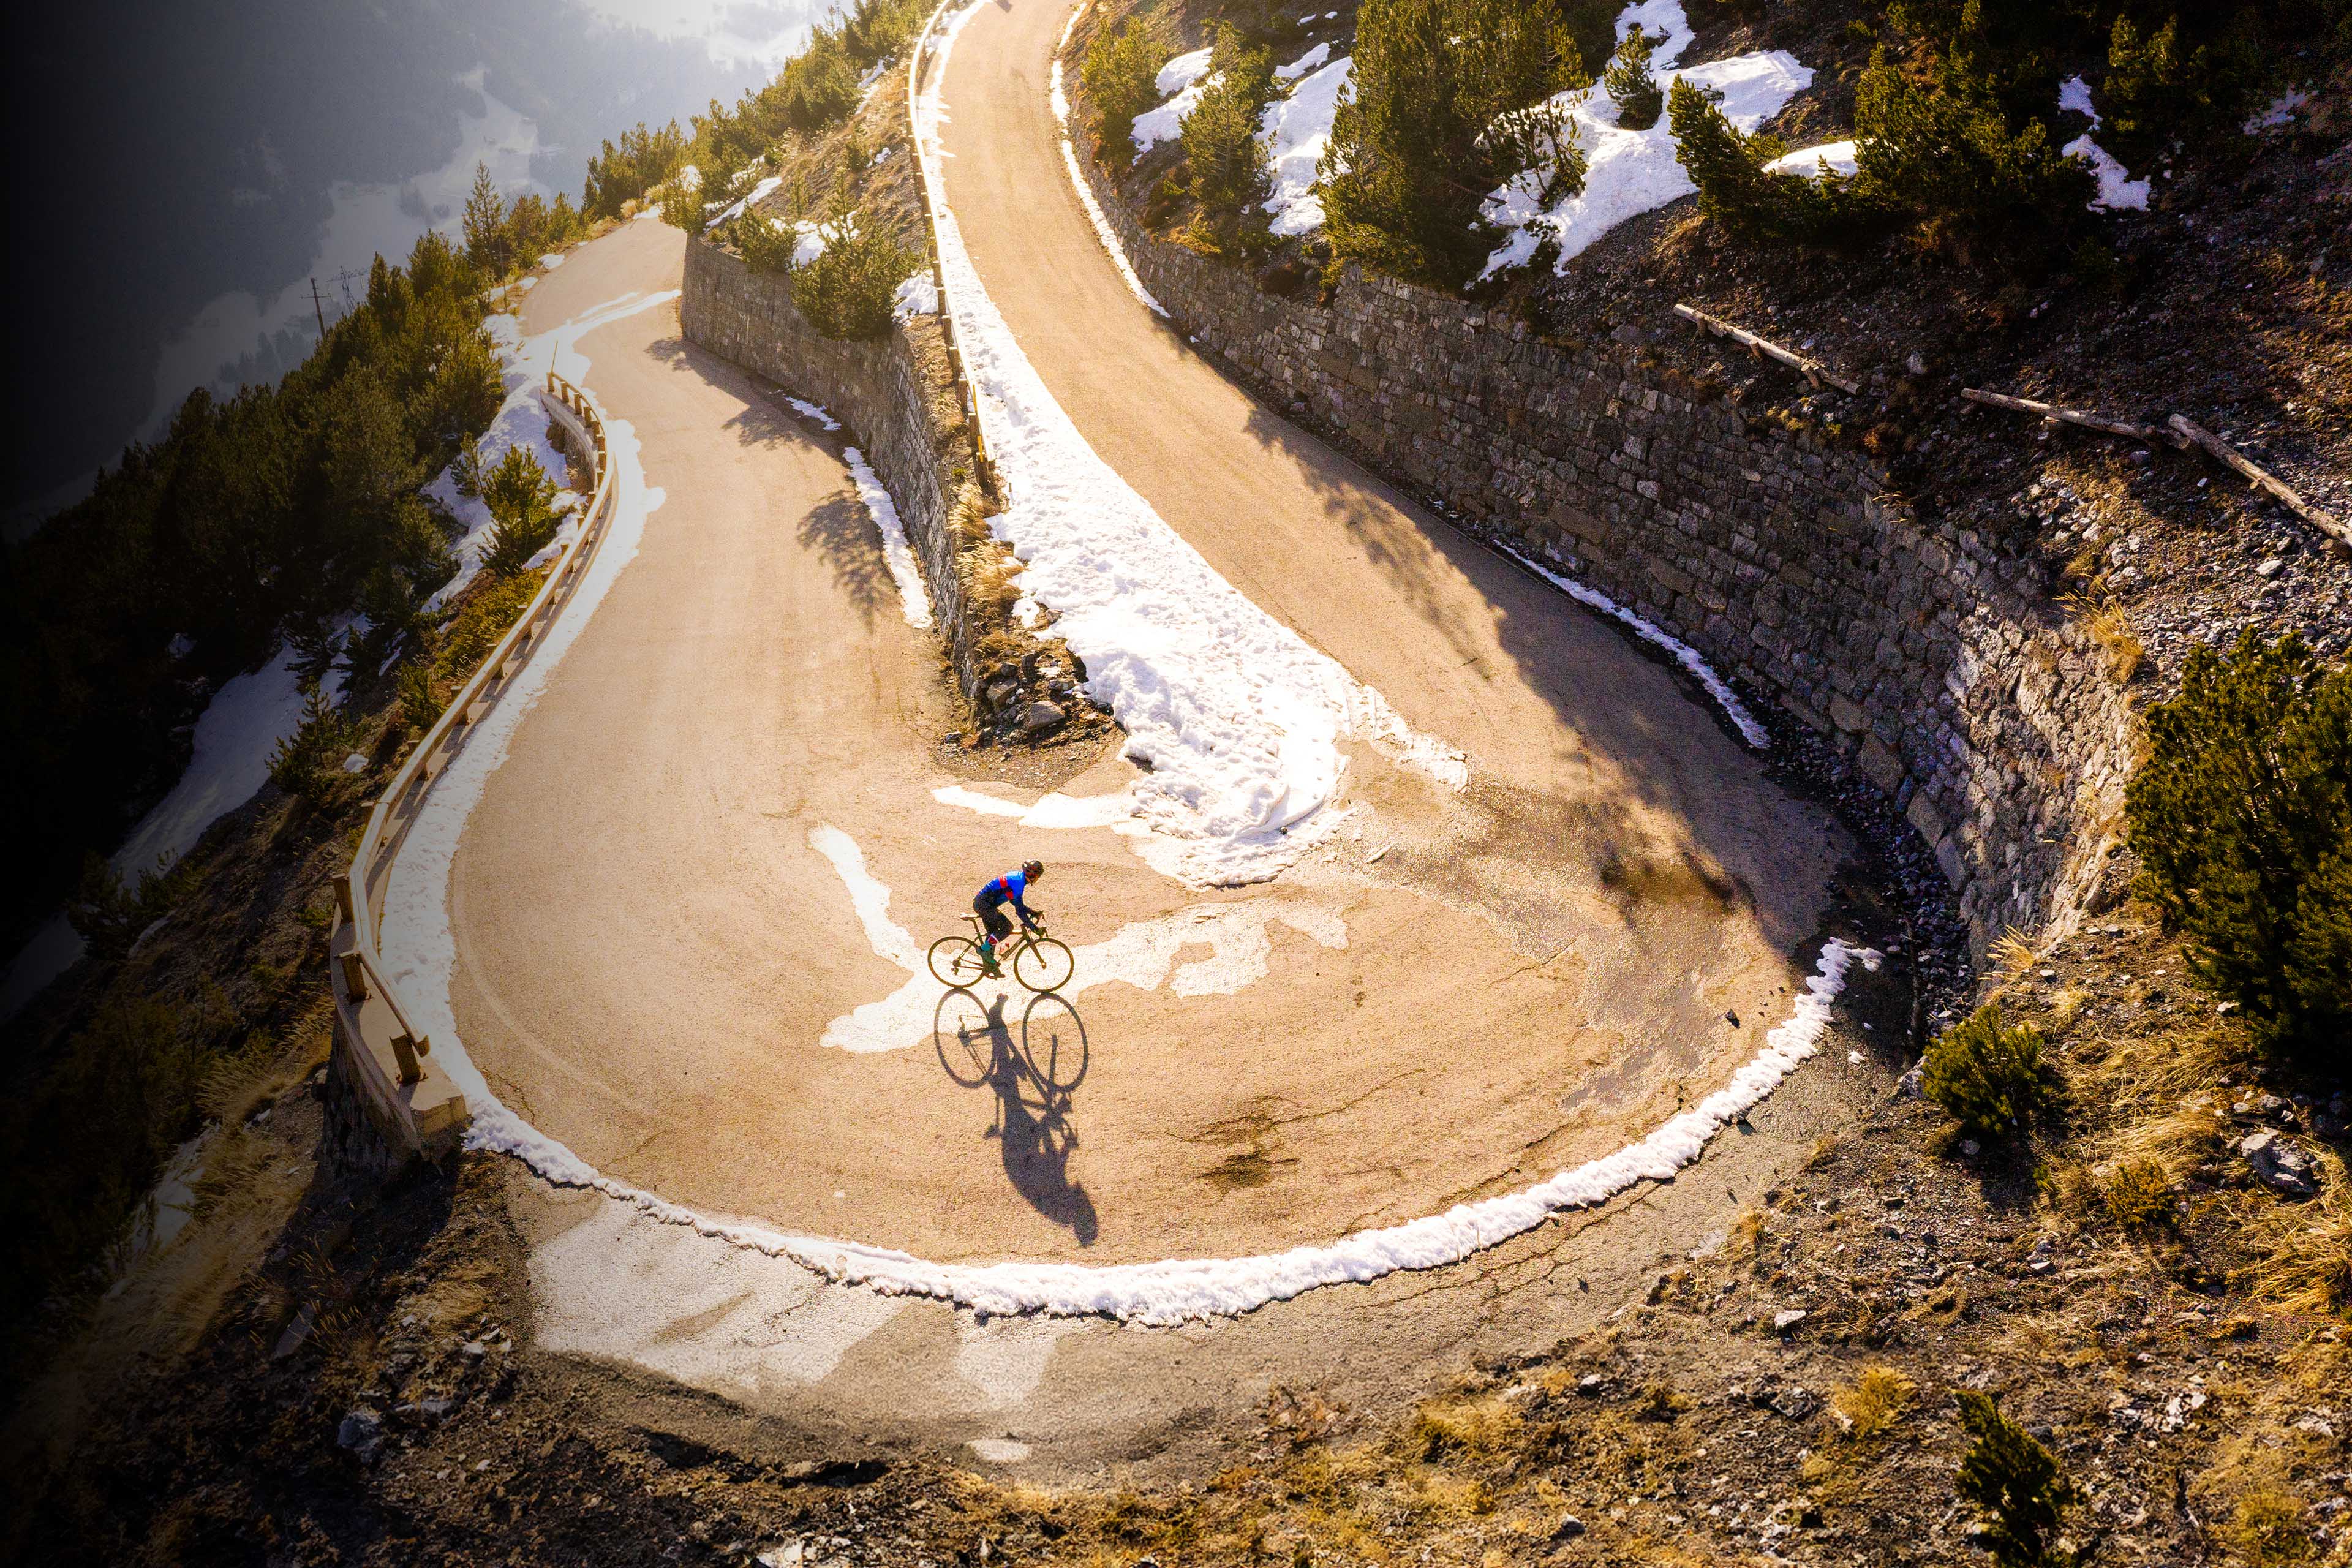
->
<box><xmin>973</xmin><ymin>892</ymin><xmax>1012</xmax><ymax>941</ymax></box>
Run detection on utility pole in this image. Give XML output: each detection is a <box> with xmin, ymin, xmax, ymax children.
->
<box><xmin>311</xmin><ymin>277</ymin><xmax>328</xmax><ymax>339</ymax></box>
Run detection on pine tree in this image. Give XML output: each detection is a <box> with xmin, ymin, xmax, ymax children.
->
<box><xmin>1181</xmin><ymin>26</ymin><xmax>1278</xmax><ymax>255</ymax></box>
<box><xmin>1081</xmin><ymin>19</ymin><xmax>1165</xmax><ymax>153</ymax></box>
<box><xmin>478</xmin><ymin>444</ymin><xmax>566</xmax><ymax>578</ymax></box>
<box><xmin>1918</xmin><ymin>1005</ymin><xmax>2049</xmax><ymax>1138</ymax></box>
<box><xmin>462</xmin><ymin>162</ymin><xmax>510</xmax><ymax>279</ymax></box>
<box><xmin>1668</xmin><ymin>79</ymin><xmax>1855</xmax><ymax>243</ymax></box>
<box><xmin>1954</xmin><ymin>1392</ymin><xmax>2079</xmax><ymax>1568</ymax></box>
<box><xmin>1852</xmin><ymin>50</ymin><xmax>2095</xmax><ymax>247</ymax></box>
<box><xmin>1320</xmin><ymin>0</ymin><xmax>1581</xmax><ymax>288</ymax></box>
<box><xmin>2126</xmin><ymin>632</ymin><xmax>2352</xmax><ymax>1060</ymax></box>
<box><xmin>790</xmin><ymin>205</ymin><xmax>918</xmax><ymax>341</ymax></box>
<box><xmin>737</xmin><ymin>209</ymin><xmax>802</xmax><ymax>275</ymax></box>
<box><xmin>1604</xmin><ymin>25</ymin><xmax>1663</xmax><ymax>130</ymax></box>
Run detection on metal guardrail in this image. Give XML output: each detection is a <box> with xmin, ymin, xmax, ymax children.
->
<box><xmin>904</xmin><ymin>0</ymin><xmax>1000</xmax><ymax>500</ymax></box>
<box><xmin>325</xmin><ymin>372</ymin><xmax>619</xmax><ymax>1157</ymax></box>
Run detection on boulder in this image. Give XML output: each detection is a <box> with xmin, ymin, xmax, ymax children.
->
<box><xmin>2239</xmin><ymin>1130</ymin><xmax>2321</xmax><ymax>1199</ymax></box>
<box><xmin>1021</xmin><ymin>699</ymin><xmax>1066</xmax><ymax>734</ymax></box>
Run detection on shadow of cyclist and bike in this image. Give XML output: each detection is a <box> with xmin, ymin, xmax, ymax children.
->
<box><xmin>932</xmin><ymin>987</ymin><xmax>1098</xmax><ymax>1246</ymax></box>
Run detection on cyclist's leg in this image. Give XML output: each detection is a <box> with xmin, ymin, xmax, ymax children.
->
<box><xmin>975</xmin><ymin>897</ymin><xmax>1012</xmax><ymax>973</ymax></box>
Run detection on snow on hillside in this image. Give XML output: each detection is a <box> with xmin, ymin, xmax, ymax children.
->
<box><xmin>1260</xmin><ymin>50</ymin><xmax>1352</xmax><ymax>237</ymax></box>
<box><xmin>1130</xmin><ymin>48</ymin><xmax>1215</xmax><ymax>156</ymax></box>
<box><xmin>1480</xmin><ymin>13</ymin><xmax>1814</xmax><ymax>278</ymax></box>
<box><xmin>2057</xmin><ymin>75</ymin><xmax>2152</xmax><ymax>211</ymax></box>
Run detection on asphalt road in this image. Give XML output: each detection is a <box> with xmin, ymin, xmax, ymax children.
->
<box><xmin>450</xmin><ymin>9</ymin><xmax>1889</xmax><ymax>1473</ymax></box>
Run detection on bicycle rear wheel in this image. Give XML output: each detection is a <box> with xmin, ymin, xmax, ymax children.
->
<box><xmin>928</xmin><ymin>935</ymin><xmax>987</xmax><ymax>987</ymax></box>
<box><xmin>1012</xmin><ymin>935</ymin><xmax>1074</xmax><ymax>993</ymax></box>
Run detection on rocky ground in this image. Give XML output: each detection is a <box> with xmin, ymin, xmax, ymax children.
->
<box><xmin>4</xmin><ymin>878</ymin><xmax>2343</xmax><ymax>1567</ymax></box>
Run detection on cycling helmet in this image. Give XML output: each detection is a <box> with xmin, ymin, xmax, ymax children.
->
<box><xmin>1022</xmin><ymin>859</ymin><xmax>1045</xmax><ymax>879</ymax></box>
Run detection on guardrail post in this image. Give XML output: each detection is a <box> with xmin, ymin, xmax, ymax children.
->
<box><xmin>333</xmin><ymin>874</ymin><xmax>356</xmax><ymax>928</ymax></box>
<box><xmin>390</xmin><ymin>1032</ymin><xmax>424</xmax><ymax>1085</ymax></box>
<box><xmin>338</xmin><ymin>951</ymin><xmax>368</xmax><ymax>1000</ymax></box>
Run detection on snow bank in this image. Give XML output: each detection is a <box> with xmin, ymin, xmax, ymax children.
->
<box><xmin>1050</xmin><ymin>55</ymin><xmax>1169</xmax><ymax>315</ymax></box>
<box><xmin>1763</xmin><ymin>138</ymin><xmax>1858</xmax><ymax>179</ymax></box>
<box><xmin>1480</xmin><ymin>48</ymin><xmax>1814</xmax><ymax>277</ymax></box>
<box><xmin>786</xmin><ymin>396</ymin><xmax>842</xmax><ymax>431</ymax></box>
<box><xmin>843</xmin><ymin>446</ymin><xmax>935</xmax><ymax>629</ymax></box>
<box><xmin>929</xmin><ymin>0</ymin><xmax>1463</xmax><ymax>886</ymax></box>
<box><xmin>1259</xmin><ymin>54</ymin><xmax>1352</xmax><ymax>236</ymax></box>
<box><xmin>1131</xmin><ymin>48</ymin><xmax>1215</xmax><ymax>157</ymax></box>
<box><xmin>2056</xmin><ymin>77</ymin><xmax>2150</xmax><ymax>211</ymax></box>
<box><xmin>894</xmin><ymin>270</ymin><xmax>941</xmax><ymax>320</ymax></box>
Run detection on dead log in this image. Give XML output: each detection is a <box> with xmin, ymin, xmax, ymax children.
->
<box><xmin>2168</xmin><ymin>414</ymin><xmax>2352</xmax><ymax>553</ymax></box>
<box><xmin>1960</xmin><ymin>387</ymin><xmax>2166</xmax><ymax>443</ymax></box>
<box><xmin>1672</xmin><ymin>304</ymin><xmax>1861</xmax><ymax>395</ymax></box>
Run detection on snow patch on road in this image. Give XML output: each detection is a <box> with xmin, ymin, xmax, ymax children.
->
<box><xmin>811</xmin><ymin>821</ymin><xmax>1350</xmax><ymax>1054</ymax></box>
<box><xmin>931</xmin><ymin>0</ymin><xmax>1465</xmax><ymax>885</ymax></box>
<box><xmin>1499</xmin><ymin>545</ymin><xmax>1770</xmax><ymax>748</ymax></box>
<box><xmin>844</xmin><ymin>446</ymin><xmax>935</xmax><ymax>628</ymax></box>
<box><xmin>1050</xmin><ymin>56</ymin><xmax>1168</xmax><ymax>315</ymax></box>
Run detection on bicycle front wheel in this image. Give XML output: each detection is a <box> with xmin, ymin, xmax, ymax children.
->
<box><xmin>929</xmin><ymin>935</ymin><xmax>986</xmax><ymax>987</ymax></box>
<box><xmin>1012</xmin><ymin>935</ymin><xmax>1074</xmax><ymax>993</ymax></box>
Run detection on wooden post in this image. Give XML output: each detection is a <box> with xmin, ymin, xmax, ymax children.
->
<box><xmin>2169</xmin><ymin>415</ymin><xmax>2352</xmax><ymax>552</ymax></box>
<box><xmin>338</xmin><ymin>951</ymin><xmax>368</xmax><ymax>1001</ymax></box>
<box><xmin>333</xmin><ymin>875</ymin><xmax>356</xmax><ymax>927</ymax></box>
<box><xmin>390</xmin><ymin>1032</ymin><xmax>423</xmax><ymax>1085</ymax></box>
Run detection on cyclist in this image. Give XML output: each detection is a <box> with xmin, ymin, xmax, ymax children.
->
<box><xmin>974</xmin><ymin>860</ymin><xmax>1045</xmax><ymax>978</ymax></box>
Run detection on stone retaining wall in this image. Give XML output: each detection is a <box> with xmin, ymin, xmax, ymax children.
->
<box><xmin>1074</xmin><ymin>135</ymin><xmax>2137</xmax><ymax>957</ymax></box>
<box><xmin>684</xmin><ymin>238</ymin><xmax>999</xmax><ymax>704</ymax></box>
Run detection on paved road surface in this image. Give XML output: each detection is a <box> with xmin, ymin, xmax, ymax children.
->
<box><xmin>453</xmin><ymin>13</ymin><xmax>1890</xmax><ymax>1472</ymax></box>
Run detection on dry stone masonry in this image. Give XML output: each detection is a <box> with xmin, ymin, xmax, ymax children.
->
<box><xmin>1072</xmin><ymin>137</ymin><xmax>2137</xmax><ymax>959</ymax></box>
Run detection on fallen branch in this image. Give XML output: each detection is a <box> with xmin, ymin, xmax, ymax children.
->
<box><xmin>1672</xmin><ymin>303</ymin><xmax>1861</xmax><ymax>395</ymax></box>
<box><xmin>2168</xmin><ymin>414</ymin><xmax>2352</xmax><ymax>552</ymax></box>
<box><xmin>1960</xmin><ymin>387</ymin><xmax>2166</xmax><ymax>443</ymax></box>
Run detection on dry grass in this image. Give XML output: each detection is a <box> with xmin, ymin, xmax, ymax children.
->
<box><xmin>1831</xmin><ymin>1365</ymin><xmax>1915</xmax><ymax>1439</ymax></box>
<box><xmin>1726</xmin><ymin>1205</ymin><xmax>1766</xmax><ymax>1268</ymax></box>
<box><xmin>1406</xmin><ymin>1395</ymin><xmax>1522</xmax><ymax>1463</ymax></box>
<box><xmin>1987</xmin><ymin>924</ymin><xmax>2038</xmax><ymax>976</ymax></box>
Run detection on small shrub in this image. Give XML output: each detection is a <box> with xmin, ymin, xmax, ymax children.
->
<box><xmin>2126</xmin><ymin>631</ymin><xmax>2351</xmax><ymax>1063</ymax></box>
<box><xmin>66</xmin><ymin>851</ymin><xmax>195</xmax><ymax>959</ymax></box>
<box><xmin>1082</xmin><ymin>19</ymin><xmax>1164</xmax><ymax>152</ymax></box>
<box><xmin>1920</xmin><ymin>1004</ymin><xmax>2049</xmax><ymax>1139</ymax></box>
<box><xmin>660</xmin><ymin>168</ymin><xmax>707</xmax><ymax>233</ymax></box>
<box><xmin>2223</xmin><ymin>1488</ymin><xmax>2317</xmax><ymax>1567</ymax></box>
<box><xmin>2098</xmin><ymin>13</ymin><xmax>2261</xmax><ymax>168</ymax></box>
<box><xmin>478</xmin><ymin>445</ymin><xmax>566</xmax><ymax>579</ymax></box>
<box><xmin>775</xmin><ymin>28</ymin><xmax>862</xmax><ymax>133</ymax></box>
<box><xmin>790</xmin><ymin>211</ymin><xmax>919</xmax><ymax>340</ymax></box>
<box><xmin>1603</xmin><ymin>25</ymin><xmax>1663</xmax><ymax>130</ymax></box>
<box><xmin>396</xmin><ymin>659</ymin><xmax>445</xmax><ymax>735</ymax></box>
<box><xmin>1408</xmin><ymin>1394</ymin><xmax>1521</xmax><ymax>1460</ymax></box>
<box><xmin>266</xmin><ymin>686</ymin><xmax>362</xmax><ymax>804</ymax></box>
<box><xmin>1833</xmin><ymin>1365</ymin><xmax>1915</xmax><ymax>1438</ymax></box>
<box><xmin>737</xmin><ymin>208</ymin><xmax>802</xmax><ymax>275</ymax></box>
<box><xmin>2098</xmin><ymin>1159</ymin><xmax>2176</xmax><ymax>1237</ymax></box>
<box><xmin>1954</xmin><ymin>1390</ymin><xmax>2079</xmax><ymax>1568</ymax></box>
<box><xmin>1669</xmin><ymin>80</ymin><xmax>1858</xmax><ymax>243</ymax></box>
<box><xmin>1852</xmin><ymin>49</ymin><xmax>2096</xmax><ymax>251</ymax></box>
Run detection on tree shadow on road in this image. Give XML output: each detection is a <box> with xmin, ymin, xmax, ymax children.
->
<box><xmin>933</xmin><ymin>989</ymin><xmax>1099</xmax><ymax>1245</ymax></box>
<box><xmin>799</xmin><ymin>491</ymin><xmax>894</xmax><ymax>627</ymax></box>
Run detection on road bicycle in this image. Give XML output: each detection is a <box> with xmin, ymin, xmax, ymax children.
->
<box><xmin>929</xmin><ymin>916</ymin><xmax>1075</xmax><ymax>993</ymax></box>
